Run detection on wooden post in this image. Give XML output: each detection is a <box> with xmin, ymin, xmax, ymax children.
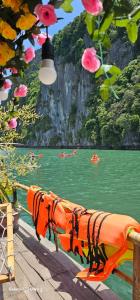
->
<box><xmin>133</xmin><ymin>243</ymin><xmax>140</xmax><ymax>300</ymax></box>
<box><xmin>6</xmin><ymin>203</ymin><xmax>15</xmax><ymax>281</ymax></box>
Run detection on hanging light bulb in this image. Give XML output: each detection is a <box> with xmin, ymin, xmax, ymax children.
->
<box><xmin>39</xmin><ymin>37</ymin><xmax>57</xmax><ymax>85</ymax></box>
<box><xmin>0</xmin><ymin>88</ymin><xmax>8</xmax><ymax>101</ymax></box>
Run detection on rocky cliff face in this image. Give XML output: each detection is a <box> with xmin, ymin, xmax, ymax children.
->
<box><xmin>27</xmin><ymin>21</ymin><xmax>139</xmax><ymax>147</ymax></box>
<box><xmin>34</xmin><ymin>57</ymin><xmax>92</xmax><ymax>146</ymax></box>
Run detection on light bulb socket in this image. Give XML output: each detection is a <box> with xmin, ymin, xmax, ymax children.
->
<box><xmin>42</xmin><ymin>37</ymin><xmax>54</xmax><ymax>60</ymax></box>
<box><xmin>40</xmin><ymin>59</ymin><xmax>55</xmax><ymax>69</ymax></box>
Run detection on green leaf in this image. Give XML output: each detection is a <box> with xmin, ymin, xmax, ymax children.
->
<box><xmin>99</xmin><ymin>12</ymin><xmax>114</xmax><ymax>33</ymax></box>
<box><xmin>126</xmin><ymin>21</ymin><xmax>138</xmax><ymax>43</ymax></box>
<box><xmin>95</xmin><ymin>67</ymin><xmax>104</xmax><ymax>78</ymax></box>
<box><xmin>109</xmin><ymin>66</ymin><xmax>121</xmax><ymax>76</ymax></box>
<box><xmin>100</xmin><ymin>84</ymin><xmax>110</xmax><ymax>101</ymax></box>
<box><xmin>102</xmin><ymin>35</ymin><xmax>111</xmax><ymax>48</ymax></box>
<box><xmin>104</xmin><ymin>75</ymin><xmax>118</xmax><ymax>86</ymax></box>
<box><xmin>95</xmin><ymin>64</ymin><xmax>112</xmax><ymax>78</ymax></box>
<box><xmin>85</xmin><ymin>13</ymin><xmax>95</xmax><ymax>35</ymax></box>
<box><xmin>93</xmin><ymin>29</ymin><xmax>100</xmax><ymax>40</ymax></box>
<box><xmin>113</xmin><ymin>18</ymin><xmax>129</xmax><ymax>27</ymax></box>
<box><xmin>132</xmin><ymin>9</ymin><xmax>140</xmax><ymax>22</ymax></box>
<box><xmin>54</xmin><ymin>0</ymin><xmax>65</xmax><ymax>8</ymax></box>
<box><xmin>92</xmin><ymin>29</ymin><xmax>105</xmax><ymax>42</ymax></box>
<box><xmin>61</xmin><ymin>0</ymin><xmax>73</xmax><ymax>12</ymax></box>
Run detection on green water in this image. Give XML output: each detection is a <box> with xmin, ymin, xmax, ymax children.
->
<box><xmin>18</xmin><ymin>149</ymin><xmax>140</xmax><ymax>300</ymax></box>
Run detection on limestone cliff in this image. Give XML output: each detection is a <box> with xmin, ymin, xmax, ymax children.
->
<box><xmin>25</xmin><ymin>15</ymin><xmax>140</xmax><ymax>148</ymax></box>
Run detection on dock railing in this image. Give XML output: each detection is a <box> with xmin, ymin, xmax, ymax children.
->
<box><xmin>15</xmin><ymin>182</ymin><xmax>140</xmax><ymax>300</ymax></box>
<box><xmin>0</xmin><ymin>203</ymin><xmax>15</xmax><ymax>283</ymax></box>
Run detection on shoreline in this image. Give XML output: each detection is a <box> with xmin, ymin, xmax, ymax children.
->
<box><xmin>13</xmin><ymin>145</ymin><xmax>140</xmax><ymax>150</ymax></box>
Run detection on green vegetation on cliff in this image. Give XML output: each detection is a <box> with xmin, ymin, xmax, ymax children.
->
<box><xmin>24</xmin><ymin>11</ymin><xmax>140</xmax><ymax>148</ymax></box>
<box><xmin>85</xmin><ymin>57</ymin><xmax>140</xmax><ymax>148</ymax></box>
<box><xmin>53</xmin><ymin>13</ymin><xmax>87</xmax><ymax>64</ymax></box>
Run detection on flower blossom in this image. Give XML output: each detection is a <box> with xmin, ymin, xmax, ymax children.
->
<box><xmin>81</xmin><ymin>0</ymin><xmax>103</xmax><ymax>16</ymax></box>
<box><xmin>0</xmin><ymin>42</ymin><xmax>15</xmax><ymax>67</ymax></box>
<box><xmin>16</xmin><ymin>13</ymin><xmax>37</xmax><ymax>30</ymax></box>
<box><xmin>34</xmin><ymin>4</ymin><xmax>57</xmax><ymax>26</ymax></box>
<box><xmin>23</xmin><ymin>47</ymin><xmax>35</xmax><ymax>64</ymax></box>
<box><xmin>36</xmin><ymin>33</ymin><xmax>47</xmax><ymax>45</ymax></box>
<box><xmin>14</xmin><ymin>84</ymin><xmax>28</xmax><ymax>97</ymax></box>
<box><xmin>8</xmin><ymin>118</ymin><xmax>17</xmax><ymax>129</ymax></box>
<box><xmin>81</xmin><ymin>48</ymin><xmax>101</xmax><ymax>73</ymax></box>
<box><xmin>3</xmin><ymin>79</ymin><xmax>12</xmax><ymax>90</ymax></box>
<box><xmin>2</xmin><ymin>0</ymin><xmax>22</xmax><ymax>13</ymax></box>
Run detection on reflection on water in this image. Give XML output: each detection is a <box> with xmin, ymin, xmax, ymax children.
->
<box><xmin>18</xmin><ymin>149</ymin><xmax>140</xmax><ymax>300</ymax></box>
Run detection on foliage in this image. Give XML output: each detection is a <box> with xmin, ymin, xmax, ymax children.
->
<box><xmin>84</xmin><ymin>0</ymin><xmax>140</xmax><ymax>100</ymax></box>
<box><xmin>85</xmin><ymin>56</ymin><xmax>140</xmax><ymax>148</ymax></box>
<box><xmin>0</xmin><ymin>101</ymin><xmax>38</xmax><ymax>143</ymax></box>
<box><xmin>25</xmin><ymin>71</ymin><xmax>41</xmax><ymax>105</ymax></box>
<box><xmin>0</xmin><ymin>146</ymin><xmax>39</xmax><ymax>203</ymax></box>
<box><xmin>0</xmin><ymin>93</ymin><xmax>38</xmax><ymax>204</ymax></box>
<box><xmin>53</xmin><ymin>13</ymin><xmax>87</xmax><ymax>64</ymax></box>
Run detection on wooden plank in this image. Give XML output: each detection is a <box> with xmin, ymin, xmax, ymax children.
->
<box><xmin>129</xmin><ymin>231</ymin><xmax>140</xmax><ymax>247</ymax></box>
<box><xmin>49</xmin><ymin>271</ymin><xmax>100</xmax><ymax>300</ymax></box>
<box><xmin>15</xmin><ymin>230</ymin><xmax>66</xmax><ymax>277</ymax></box>
<box><xmin>17</xmin><ymin>221</ymin><xmax>121</xmax><ymax>300</ymax></box>
<box><xmin>17</xmin><ymin>292</ymin><xmax>28</xmax><ymax>300</ymax></box>
<box><xmin>15</xmin><ymin>252</ymin><xmax>63</xmax><ymax>300</ymax></box>
<box><xmin>133</xmin><ymin>244</ymin><xmax>140</xmax><ymax>300</ymax></box>
<box><xmin>6</xmin><ymin>203</ymin><xmax>15</xmax><ymax>281</ymax></box>
<box><xmin>0</xmin><ymin>203</ymin><xmax>8</xmax><ymax>209</ymax></box>
<box><xmin>35</xmin><ymin>280</ymin><xmax>63</xmax><ymax>300</ymax></box>
<box><xmin>1</xmin><ymin>281</ymin><xmax>18</xmax><ymax>299</ymax></box>
<box><xmin>22</xmin><ymin>248</ymin><xmax>64</xmax><ymax>280</ymax></box>
<box><xmin>16</xmin><ymin>252</ymin><xmax>43</xmax><ymax>286</ymax></box>
<box><xmin>0</xmin><ymin>277</ymin><xmax>28</xmax><ymax>300</ymax></box>
<box><xmin>17</xmin><ymin>220</ymin><xmax>121</xmax><ymax>300</ymax></box>
<box><xmin>15</xmin><ymin>262</ymin><xmax>41</xmax><ymax>300</ymax></box>
<box><xmin>0</xmin><ymin>274</ymin><xmax>14</xmax><ymax>284</ymax></box>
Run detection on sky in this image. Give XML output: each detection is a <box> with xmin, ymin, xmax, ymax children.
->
<box><xmin>48</xmin><ymin>1</ymin><xmax>84</xmax><ymax>36</ymax></box>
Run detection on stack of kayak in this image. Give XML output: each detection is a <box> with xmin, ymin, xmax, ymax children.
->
<box><xmin>27</xmin><ymin>186</ymin><xmax>140</xmax><ymax>281</ymax></box>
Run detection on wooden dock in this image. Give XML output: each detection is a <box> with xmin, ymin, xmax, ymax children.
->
<box><xmin>0</xmin><ymin>219</ymin><xmax>120</xmax><ymax>300</ymax></box>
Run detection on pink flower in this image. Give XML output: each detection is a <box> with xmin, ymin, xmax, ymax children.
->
<box><xmin>3</xmin><ymin>79</ymin><xmax>12</xmax><ymax>90</ymax></box>
<box><xmin>37</xmin><ymin>33</ymin><xmax>47</xmax><ymax>45</ymax></box>
<box><xmin>34</xmin><ymin>4</ymin><xmax>42</xmax><ymax>16</ymax></box>
<box><xmin>81</xmin><ymin>0</ymin><xmax>103</xmax><ymax>16</ymax></box>
<box><xmin>14</xmin><ymin>84</ymin><xmax>28</xmax><ymax>97</ymax></box>
<box><xmin>34</xmin><ymin>4</ymin><xmax>57</xmax><ymax>26</ymax></box>
<box><xmin>11</xmin><ymin>67</ymin><xmax>18</xmax><ymax>74</ymax></box>
<box><xmin>8</xmin><ymin>118</ymin><xmax>17</xmax><ymax>129</ymax></box>
<box><xmin>32</xmin><ymin>33</ymin><xmax>37</xmax><ymax>39</ymax></box>
<box><xmin>81</xmin><ymin>48</ymin><xmax>101</xmax><ymax>73</ymax></box>
<box><xmin>23</xmin><ymin>47</ymin><xmax>35</xmax><ymax>64</ymax></box>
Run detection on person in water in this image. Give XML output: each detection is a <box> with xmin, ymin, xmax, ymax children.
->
<box><xmin>29</xmin><ymin>152</ymin><xmax>35</xmax><ymax>161</ymax></box>
<box><xmin>91</xmin><ymin>153</ymin><xmax>100</xmax><ymax>161</ymax></box>
<box><xmin>72</xmin><ymin>150</ymin><xmax>77</xmax><ymax>155</ymax></box>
